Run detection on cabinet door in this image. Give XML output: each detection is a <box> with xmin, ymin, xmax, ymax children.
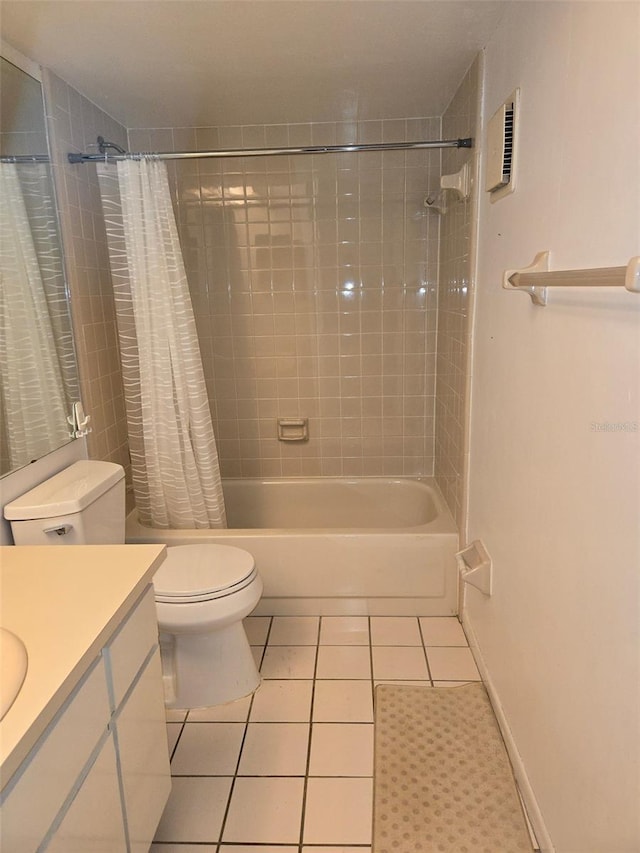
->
<box><xmin>0</xmin><ymin>660</ymin><xmax>110</xmax><ymax>852</ymax></box>
<box><xmin>44</xmin><ymin>733</ymin><xmax>126</xmax><ymax>852</ymax></box>
<box><xmin>114</xmin><ymin>648</ymin><xmax>171</xmax><ymax>853</ymax></box>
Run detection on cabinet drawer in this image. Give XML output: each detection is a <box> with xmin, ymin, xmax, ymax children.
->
<box><xmin>0</xmin><ymin>659</ymin><xmax>110</xmax><ymax>852</ymax></box>
<box><xmin>104</xmin><ymin>585</ymin><xmax>158</xmax><ymax>709</ymax></box>
<box><xmin>44</xmin><ymin>733</ymin><xmax>127</xmax><ymax>852</ymax></box>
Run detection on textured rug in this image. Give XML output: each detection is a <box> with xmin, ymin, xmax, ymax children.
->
<box><xmin>373</xmin><ymin>683</ymin><xmax>534</xmax><ymax>853</ymax></box>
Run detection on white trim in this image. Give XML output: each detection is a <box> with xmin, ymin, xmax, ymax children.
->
<box><xmin>0</xmin><ymin>41</ymin><xmax>41</xmax><ymax>82</ymax></box>
<box><xmin>462</xmin><ymin>610</ymin><xmax>556</xmax><ymax>853</ymax></box>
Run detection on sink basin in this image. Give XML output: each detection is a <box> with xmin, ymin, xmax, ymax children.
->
<box><xmin>0</xmin><ymin>628</ymin><xmax>28</xmax><ymax>721</ymax></box>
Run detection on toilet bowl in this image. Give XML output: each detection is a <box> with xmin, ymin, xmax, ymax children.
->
<box><xmin>154</xmin><ymin>544</ymin><xmax>262</xmax><ymax>709</ymax></box>
<box><xmin>4</xmin><ymin>461</ymin><xmax>263</xmax><ymax>710</ymax></box>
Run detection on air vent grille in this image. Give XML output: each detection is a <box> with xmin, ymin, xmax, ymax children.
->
<box><xmin>501</xmin><ymin>104</ymin><xmax>514</xmax><ymax>182</ymax></box>
<box><xmin>485</xmin><ymin>88</ymin><xmax>519</xmax><ymax>200</ymax></box>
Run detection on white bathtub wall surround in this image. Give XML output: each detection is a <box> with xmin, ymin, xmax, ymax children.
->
<box><xmin>467</xmin><ymin>4</ymin><xmax>640</xmax><ymax>852</ymax></box>
<box><xmin>127</xmin><ymin>477</ymin><xmax>459</xmax><ymax>616</ymax></box>
<box><xmin>128</xmin><ymin>117</ymin><xmax>442</xmax><ymax>480</ymax></box>
<box><xmin>42</xmin><ymin>70</ymin><xmax>131</xmax><ymax>476</ymax></box>
<box><xmin>434</xmin><ymin>58</ymin><xmax>480</xmax><ymax>530</ymax></box>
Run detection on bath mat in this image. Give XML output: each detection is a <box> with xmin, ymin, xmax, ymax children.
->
<box><xmin>373</xmin><ymin>683</ymin><xmax>534</xmax><ymax>853</ymax></box>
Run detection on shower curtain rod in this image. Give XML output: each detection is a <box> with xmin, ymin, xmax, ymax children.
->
<box><xmin>0</xmin><ymin>155</ymin><xmax>50</xmax><ymax>163</ymax></box>
<box><xmin>68</xmin><ymin>136</ymin><xmax>473</xmax><ymax>164</ymax></box>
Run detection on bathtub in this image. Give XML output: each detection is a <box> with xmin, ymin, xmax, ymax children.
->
<box><xmin>125</xmin><ymin>477</ymin><xmax>459</xmax><ymax>616</ymax></box>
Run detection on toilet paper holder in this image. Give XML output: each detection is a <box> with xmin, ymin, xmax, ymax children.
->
<box><xmin>456</xmin><ymin>539</ymin><xmax>493</xmax><ymax>596</ymax></box>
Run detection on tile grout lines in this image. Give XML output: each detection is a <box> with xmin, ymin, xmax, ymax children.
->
<box><xmin>155</xmin><ymin>615</ymin><xmax>479</xmax><ymax>849</ymax></box>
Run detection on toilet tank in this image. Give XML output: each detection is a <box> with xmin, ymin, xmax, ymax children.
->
<box><xmin>4</xmin><ymin>461</ymin><xmax>126</xmax><ymax>545</ymax></box>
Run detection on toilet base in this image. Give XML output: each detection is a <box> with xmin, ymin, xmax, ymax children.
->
<box><xmin>160</xmin><ymin>621</ymin><xmax>261</xmax><ymax>709</ymax></box>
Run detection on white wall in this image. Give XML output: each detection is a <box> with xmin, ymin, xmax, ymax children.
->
<box><xmin>467</xmin><ymin>3</ymin><xmax>640</xmax><ymax>852</ymax></box>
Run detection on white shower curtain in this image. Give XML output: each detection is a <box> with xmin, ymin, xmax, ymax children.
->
<box><xmin>0</xmin><ymin>162</ymin><xmax>69</xmax><ymax>469</ymax></box>
<box><xmin>97</xmin><ymin>157</ymin><xmax>226</xmax><ymax>529</ymax></box>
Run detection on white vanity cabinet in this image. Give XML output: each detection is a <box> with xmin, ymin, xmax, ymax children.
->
<box><xmin>0</xmin><ymin>581</ymin><xmax>171</xmax><ymax>853</ymax></box>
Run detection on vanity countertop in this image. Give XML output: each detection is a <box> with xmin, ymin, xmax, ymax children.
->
<box><xmin>0</xmin><ymin>544</ymin><xmax>166</xmax><ymax>787</ymax></box>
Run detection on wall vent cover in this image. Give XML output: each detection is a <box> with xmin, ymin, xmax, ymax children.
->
<box><xmin>485</xmin><ymin>89</ymin><xmax>519</xmax><ymax>201</ymax></box>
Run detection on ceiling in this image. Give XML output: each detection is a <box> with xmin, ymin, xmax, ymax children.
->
<box><xmin>0</xmin><ymin>1</ymin><xmax>506</xmax><ymax>129</ymax></box>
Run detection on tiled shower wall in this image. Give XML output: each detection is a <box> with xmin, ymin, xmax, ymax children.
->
<box><xmin>434</xmin><ymin>59</ymin><xmax>480</xmax><ymax>527</ymax></box>
<box><xmin>43</xmin><ymin>70</ymin><xmax>130</xmax><ymax>478</ymax></box>
<box><xmin>129</xmin><ymin>119</ymin><xmax>442</xmax><ymax>477</ymax></box>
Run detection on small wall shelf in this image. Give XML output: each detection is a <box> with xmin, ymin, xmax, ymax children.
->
<box><xmin>503</xmin><ymin>252</ymin><xmax>640</xmax><ymax>306</ymax></box>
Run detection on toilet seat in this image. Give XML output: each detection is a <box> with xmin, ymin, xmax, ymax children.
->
<box><xmin>153</xmin><ymin>544</ymin><xmax>257</xmax><ymax>604</ymax></box>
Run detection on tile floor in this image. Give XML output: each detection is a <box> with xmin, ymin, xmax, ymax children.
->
<box><xmin>151</xmin><ymin>615</ymin><xmax>480</xmax><ymax>851</ymax></box>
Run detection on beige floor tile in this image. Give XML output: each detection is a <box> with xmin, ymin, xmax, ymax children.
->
<box><xmin>303</xmin><ymin>778</ymin><xmax>373</xmax><ymax>844</ymax></box>
<box><xmin>319</xmin><ymin>616</ymin><xmax>369</xmax><ymax>645</ymax></box>
<box><xmin>250</xmin><ymin>679</ymin><xmax>313</xmax><ymax>722</ymax></box>
<box><xmin>244</xmin><ymin>616</ymin><xmax>272</xmax><ymax>645</ymax></box>
<box><xmin>170</xmin><ymin>723</ymin><xmax>245</xmax><ymax>775</ymax></box>
<box><xmin>419</xmin><ymin>616</ymin><xmax>468</xmax><ymax>646</ymax></box>
<box><xmin>154</xmin><ymin>777</ymin><xmax>232</xmax><ymax>843</ymax></box>
<box><xmin>238</xmin><ymin>723</ymin><xmax>310</xmax><ymax>775</ymax></box>
<box><xmin>312</xmin><ymin>680</ymin><xmax>374</xmax><ymax>722</ymax></box>
<box><xmin>222</xmin><ymin>777</ymin><xmax>305</xmax><ymax>843</ymax></box>
<box><xmin>309</xmin><ymin>724</ymin><xmax>374</xmax><ymax>776</ymax></box>
<box><xmin>426</xmin><ymin>646</ymin><xmax>480</xmax><ymax>681</ymax></box>
<box><xmin>165</xmin><ymin>708</ymin><xmax>187</xmax><ymax>723</ymax></box>
<box><xmin>370</xmin><ymin>616</ymin><xmax>421</xmax><ymax>646</ymax></box>
<box><xmin>187</xmin><ymin>694</ymin><xmax>252</xmax><ymax>722</ymax></box>
<box><xmin>269</xmin><ymin>616</ymin><xmax>320</xmax><ymax>645</ymax></box>
<box><xmin>260</xmin><ymin>645</ymin><xmax>317</xmax><ymax>679</ymax></box>
<box><xmin>371</xmin><ymin>646</ymin><xmax>429</xmax><ymax>681</ymax></box>
<box><xmin>316</xmin><ymin>645</ymin><xmax>371</xmax><ymax>679</ymax></box>
<box><xmin>303</xmin><ymin>849</ymin><xmax>371</xmax><ymax>853</ymax></box>
<box><xmin>221</xmin><ymin>848</ymin><xmax>297</xmax><ymax>853</ymax></box>
<box><xmin>166</xmin><ymin>722</ymin><xmax>182</xmax><ymax>756</ymax></box>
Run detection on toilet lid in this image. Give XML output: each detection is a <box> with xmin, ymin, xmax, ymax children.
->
<box><xmin>153</xmin><ymin>544</ymin><xmax>256</xmax><ymax>603</ymax></box>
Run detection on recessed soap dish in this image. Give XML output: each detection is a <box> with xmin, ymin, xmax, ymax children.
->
<box><xmin>277</xmin><ymin>418</ymin><xmax>309</xmax><ymax>442</ymax></box>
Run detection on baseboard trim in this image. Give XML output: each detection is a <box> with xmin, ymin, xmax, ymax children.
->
<box><xmin>461</xmin><ymin>611</ymin><xmax>555</xmax><ymax>853</ymax></box>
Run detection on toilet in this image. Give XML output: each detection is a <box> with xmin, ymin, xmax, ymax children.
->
<box><xmin>4</xmin><ymin>460</ymin><xmax>263</xmax><ymax>709</ymax></box>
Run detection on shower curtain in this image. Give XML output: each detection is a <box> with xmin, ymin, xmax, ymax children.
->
<box><xmin>0</xmin><ymin>162</ymin><xmax>70</xmax><ymax>469</ymax></box>
<box><xmin>97</xmin><ymin>157</ymin><xmax>226</xmax><ymax>529</ymax></box>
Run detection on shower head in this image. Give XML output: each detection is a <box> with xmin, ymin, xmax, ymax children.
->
<box><xmin>97</xmin><ymin>136</ymin><xmax>126</xmax><ymax>155</ymax></box>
